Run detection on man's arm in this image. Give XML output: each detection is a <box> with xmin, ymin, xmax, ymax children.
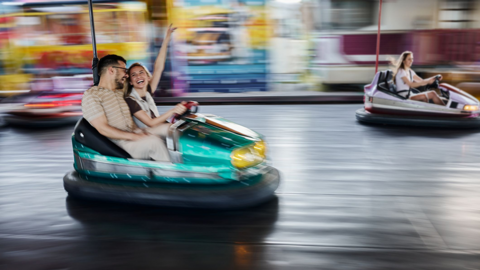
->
<box><xmin>83</xmin><ymin>91</ymin><xmax>146</xmax><ymax>141</ymax></box>
<box><xmin>89</xmin><ymin>115</ymin><xmax>146</xmax><ymax>141</ymax></box>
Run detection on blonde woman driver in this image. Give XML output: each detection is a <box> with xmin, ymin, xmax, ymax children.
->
<box><xmin>393</xmin><ymin>51</ymin><xmax>445</xmax><ymax>105</ymax></box>
<box><xmin>124</xmin><ymin>24</ymin><xmax>186</xmax><ymax>139</ymax></box>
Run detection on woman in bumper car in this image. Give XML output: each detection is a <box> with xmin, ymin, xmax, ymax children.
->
<box><xmin>393</xmin><ymin>51</ymin><xmax>445</xmax><ymax>105</ymax></box>
<box><xmin>124</xmin><ymin>24</ymin><xmax>186</xmax><ymax>131</ymax></box>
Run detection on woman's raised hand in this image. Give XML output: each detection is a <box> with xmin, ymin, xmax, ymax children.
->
<box><xmin>166</xmin><ymin>24</ymin><xmax>177</xmax><ymax>38</ymax></box>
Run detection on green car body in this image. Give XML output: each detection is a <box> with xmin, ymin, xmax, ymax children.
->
<box><xmin>72</xmin><ymin>114</ymin><xmax>270</xmax><ymax>186</ymax></box>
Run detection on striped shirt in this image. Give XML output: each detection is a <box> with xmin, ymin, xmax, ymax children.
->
<box><xmin>82</xmin><ymin>86</ymin><xmax>135</xmax><ymax>133</ymax></box>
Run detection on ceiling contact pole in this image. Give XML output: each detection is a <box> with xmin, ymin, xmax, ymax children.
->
<box><xmin>87</xmin><ymin>0</ymin><xmax>99</xmax><ymax>85</ymax></box>
<box><xmin>375</xmin><ymin>0</ymin><xmax>383</xmax><ymax>74</ymax></box>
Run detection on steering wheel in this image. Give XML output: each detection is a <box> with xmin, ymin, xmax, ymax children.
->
<box><xmin>171</xmin><ymin>101</ymin><xmax>199</xmax><ymax>124</ymax></box>
<box><xmin>434</xmin><ymin>75</ymin><xmax>450</xmax><ymax>99</ymax></box>
<box><xmin>425</xmin><ymin>75</ymin><xmax>441</xmax><ymax>91</ymax></box>
<box><xmin>428</xmin><ymin>75</ymin><xmax>449</xmax><ymax>99</ymax></box>
<box><xmin>433</xmin><ymin>75</ymin><xmax>441</xmax><ymax>88</ymax></box>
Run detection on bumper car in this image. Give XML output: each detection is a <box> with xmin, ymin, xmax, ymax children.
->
<box><xmin>356</xmin><ymin>70</ymin><xmax>480</xmax><ymax>128</ymax></box>
<box><xmin>1</xmin><ymin>75</ymin><xmax>91</xmax><ymax>127</ymax></box>
<box><xmin>63</xmin><ymin>103</ymin><xmax>280</xmax><ymax>209</ymax></box>
<box><xmin>0</xmin><ymin>111</ymin><xmax>5</xmax><ymax>128</ymax></box>
<box><xmin>1</xmin><ymin>90</ymin><xmax>83</xmax><ymax>127</ymax></box>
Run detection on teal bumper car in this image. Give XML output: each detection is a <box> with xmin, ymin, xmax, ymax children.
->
<box><xmin>63</xmin><ymin>107</ymin><xmax>280</xmax><ymax>209</ymax></box>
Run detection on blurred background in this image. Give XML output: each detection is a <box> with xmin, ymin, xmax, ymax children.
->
<box><xmin>0</xmin><ymin>0</ymin><xmax>479</xmax><ymax>99</ymax></box>
<box><xmin>3</xmin><ymin>1</ymin><xmax>480</xmax><ymax>268</ymax></box>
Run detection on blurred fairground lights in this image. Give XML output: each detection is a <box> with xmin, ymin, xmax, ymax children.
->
<box><xmin>0</xmin><ymin>0</ymin><xmax>480</xmax><ymax>97</ymax></box>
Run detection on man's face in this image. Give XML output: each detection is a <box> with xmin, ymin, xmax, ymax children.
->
<box><xmin>113</xmin><ymin>61</ymin><xmax>128</xmax><ymax>89</ymax></box>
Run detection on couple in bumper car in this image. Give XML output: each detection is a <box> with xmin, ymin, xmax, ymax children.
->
<box><xmin>82</xmin><ymin>25</ymin><xmax>182</xmax><ymax>162</ymax></box>
<box><xmin>67</xmin><ymin>19</ymin><xmax>280</xmax><ymax>208</ymax></box>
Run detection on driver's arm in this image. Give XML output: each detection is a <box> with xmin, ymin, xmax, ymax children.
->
<box><xmin>413</xmin><ymin>74</ymin><xmax>423</xmax><ymax>82</ymax></box>
<box><xmin>402</xmin><ymin>76</ymin><xmax>428</xmax><ymax>88</ymax></box>
<box><xmin>134</xmin><ymin>103</ymin><xmax>187</xmax><ymax>128</ymax></box>
<box><xmin>415</xmin><ymin>74</ymin><xmax>438</xmax><ymax>83</ymax></box>
<box><xmin>134</xmin><ymin>110</ymin><xmax>171</xmax><ymax>127</ymax></box>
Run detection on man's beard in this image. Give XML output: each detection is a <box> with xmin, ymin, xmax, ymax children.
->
<box><xmin>114</xmin><ymin>76</ymin><xmax>125</xmax><ymax>89</ymax></box>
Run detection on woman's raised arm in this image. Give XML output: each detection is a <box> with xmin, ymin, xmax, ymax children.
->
<box><xmin>149</xmin><ymin>24</ymin><xmax>177</xmax><ymax>94</ymax></box>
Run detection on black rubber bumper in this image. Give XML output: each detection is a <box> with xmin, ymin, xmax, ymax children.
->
<box><xmin>356</xmin><ymin>108</ymin><xmax>480</xmax><ymax>129</ymax></box>
<box><xmin>4</xmin><ymin>115</ymin><xmax>81</xmax><ymax>128</ymax></box>
<box><xmin>63</xmin><ymin>167</ymin><xmax>280</xmax><ymax>209</ymax></box>
<box><xmin>0</xmin><ymin>115</ymin><xmax>6</xmax><ymax>128</ymax></box>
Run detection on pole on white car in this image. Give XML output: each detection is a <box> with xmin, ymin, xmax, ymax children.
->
<box><xmin>87</xmin><ymin>0</ymin><xmax>99</xmax><ymax>85</ymax></box>
<box><xmin>375</xmin><ymin>0</ymin><xmax>383</xmax><ymax>74</ymax></box>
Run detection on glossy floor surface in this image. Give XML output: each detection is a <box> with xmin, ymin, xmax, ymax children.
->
<box><xmin>1</xmin><ymin>105</ymin><xmax>480</xmax><ymax>269</ymax></box>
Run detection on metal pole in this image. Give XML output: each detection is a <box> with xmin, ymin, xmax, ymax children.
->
<box><xmin>87</xmin><ymin>0</ymin><xmax>99</xmax><ymax>85</ymax></box>
<box><xmin>375</xmin><ymin>0</ymin><xmax>382</xmax><ymax>74</ymax></box>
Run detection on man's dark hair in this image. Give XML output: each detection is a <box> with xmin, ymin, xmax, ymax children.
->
<box><xmin>97</xmin><ymin>54</ymin><xmax>127</xmax><ymax>77</ymax></box>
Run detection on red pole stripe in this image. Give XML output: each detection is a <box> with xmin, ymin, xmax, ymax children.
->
<box><xmin>375</xmin><ymin>0</ymin><xmax>383</xmax><ymax>74</ymax></box>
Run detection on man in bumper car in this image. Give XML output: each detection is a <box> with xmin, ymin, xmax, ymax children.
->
<box><xmin>81</xmin><ymin>54</ymin><xmax>186</xmax><ymax>162</ymax></box>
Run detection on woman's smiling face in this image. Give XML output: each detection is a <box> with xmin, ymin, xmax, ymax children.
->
<box><xmin>403</xmin><ymin>54</ymin><xmax>413</xmax><ymax>68</ymax></box>
<box><xmin>129</xmin><ymin>65</ymin><xmax>150</xmax><ymax>89</ymax></box>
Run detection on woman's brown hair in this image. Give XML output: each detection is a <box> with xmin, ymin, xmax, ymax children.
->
<box><xmin>391</xmin><ymin>51</ymin><xmax>413</xmax><ymax>79</ymax></box>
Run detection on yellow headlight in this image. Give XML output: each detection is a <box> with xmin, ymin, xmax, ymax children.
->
<box><xmin>231</xmin><ymin>144</ymin><xmax>265</xmax><ymax>169</ymax></box>
<box><xmin>463</xmin><ymin>105</ymin><xmax>478</xmax><ymax>112</ymax></box>
<box><xmin>253</xmin><ymin>140</ymin><xmax>267</xmax><ymax>158</ymax></box>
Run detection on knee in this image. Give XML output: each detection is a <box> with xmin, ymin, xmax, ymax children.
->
<box><xmin>146</xmin><ymin>135</ymin><xmax>168</xmax><ymax>148</ymax></box>
<box><xmin>417</xmin><ymin>96</ymin><xmax>427</xmax><ymax>102</ymax></box>
<box><xmin>149</xmin><ymin>123</ymin><xmax>171</xmax><ymax>137</ymax></box>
